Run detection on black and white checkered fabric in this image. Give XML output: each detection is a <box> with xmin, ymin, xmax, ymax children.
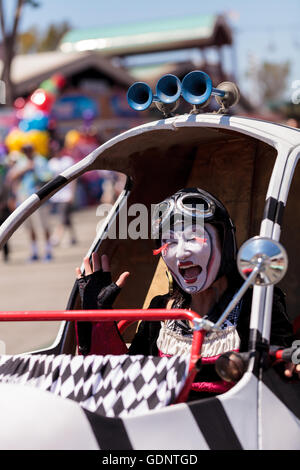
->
<box><xmin>0</xmin><ymin>354</ymin><xmax>188</xmax><ymax>418</ymax></box>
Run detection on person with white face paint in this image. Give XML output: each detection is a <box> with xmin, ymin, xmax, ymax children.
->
<box><xmin>75</xmin><ymin>188</ymin><xmax>296</xmax><ymax>397</ymax></box>
<box><xmin>136</xmin><ymin>189</ymin><xmax>242</xmax><ymax>378</ymax></box>
<box><xmin>128</xmin><ymin>188</ymin><xmax>295</xmax><ymax>395</ymax></box>
<box><xmin>160</xmin><ymin>224</ymin><xmax>221</xmax><ymax>296</ymax></box>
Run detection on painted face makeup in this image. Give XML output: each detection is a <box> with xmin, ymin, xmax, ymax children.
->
<box><xmin>161</xmin><ymin>224</ymin><xmax>221</xmax><ymax>294</ymax></box>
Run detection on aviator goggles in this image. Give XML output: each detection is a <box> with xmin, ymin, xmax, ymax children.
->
<box><xmin>151</xmin><ymin>191</ymin><xmax>216</xmax><ymax>239</ymax></box>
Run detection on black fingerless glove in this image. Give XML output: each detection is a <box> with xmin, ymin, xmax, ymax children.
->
<box><xmin>97</xmin><ymin>282</ymin><xmax>121</xmax><ymax>309</ymax></box>
<box><xmin>76</xmin><ymin>270</ymin><xmax>121</xmax><ymax>355</ymax></box>
<box><xmin>77</xmin><ymin>270</ymin><xmax>112</xmax><ymax>309</ymax></box>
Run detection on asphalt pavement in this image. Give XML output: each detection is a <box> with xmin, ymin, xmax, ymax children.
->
<box><xmin>0</xmin><ymin>206</ymin><xmax>100</xmax><ymax>354</ymax></box>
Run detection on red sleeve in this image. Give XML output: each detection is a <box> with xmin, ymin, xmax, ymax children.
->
<box><xmin>76</xmin><ymin>321</ymin><xmax>128</xmax><ymax>355</ymax></box>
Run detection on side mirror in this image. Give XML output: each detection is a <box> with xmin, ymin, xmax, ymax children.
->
<box><xmin>237</xmin><ymin>236</ymin><xmax>288</xmax><ymax>286</ymax></box>
<box><xmin>213</xmin><ymin>236</ymin><xmax>288</xmax><ymax>330</ymax></box>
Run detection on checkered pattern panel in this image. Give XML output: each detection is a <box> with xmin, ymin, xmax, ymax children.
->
<box><xmin>0</xmin><ymin>354</ymin><xmax>188</xmax><ymax>418</ymax></box>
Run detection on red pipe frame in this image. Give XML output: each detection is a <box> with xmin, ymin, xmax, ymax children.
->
<box><xmin>0</xmin><ymin>308</ymin><xmax>207</xmax><ymax>400</ymax></box>
<box><xmin>0</xmin><ymin>308</ymin><xmax>199</xmax><ymax>323</ymax></box>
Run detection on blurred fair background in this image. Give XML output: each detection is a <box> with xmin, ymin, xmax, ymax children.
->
<box><xmin>0</xmin><ymin>0</ymin><xmax>299</xmax><ymax>353</ymax></box>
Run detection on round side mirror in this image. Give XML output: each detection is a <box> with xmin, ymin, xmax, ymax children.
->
<box><xmin>237</xmin><ymin>236</ymin><xmax>288</xmax><ymax>286</ymax></box>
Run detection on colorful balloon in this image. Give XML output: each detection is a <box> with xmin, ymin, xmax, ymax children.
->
<box><xmin>5</xmin><ymin>128</ymin><xmax>26</xmax><ymax>152</ymax></box>
<box><xmin>7</xmin><ymin>74</ymin><xmax>66</xmax><ymax>154</ymax></box>
<box><xmin>14</xmin><ymin>97</ymin><xmax>26</xmax><ymax>110</ymax></box>
<box><xmin>30</xmin><ymin>89</ymin><xmax>55</xmax><ymax>112</ymax></box>
<box><xmin>51</xmin><ymin>74</ymin><xmax>66</xmax><ymax>90</ymax></box>
<box><xmin>19</xmin><ymin>113</ymin><xmax>49</xmax><ymax>132</ymax></box>
<box><xmin>65</xmin><ymin>129</ymin><xmax>81</xmax><ymax>149</ymax></box>
<box><xmin>27</xmin><ymin>130</ymin><xmax>49</xmax><ymax>156</ymax></box>
<box><xmin>40</xmin><ymin>79</ymin><xmax>58</xmax><ymax>94</ymax></box>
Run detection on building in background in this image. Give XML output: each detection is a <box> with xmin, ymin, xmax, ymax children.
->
<box><xmin>59</xmin><ymin>14</ymin><xmax>233</xmax><ymax>78</ymax></box>
<box><xmin>0</xmin><ymin>50</ymin><xmax>139</xmax><ymax>140</ymax></box>
<box><xmin>60</xmin><ymin>14</ymin><xmax>249</xmax><ymax>115</ymax></box>
<box><xmin>1</xmin><ymin>14</ymin><xmax>257</xmax><ymax>138</ymax></box>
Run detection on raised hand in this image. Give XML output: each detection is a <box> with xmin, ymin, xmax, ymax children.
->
<box><xmin>75</xmin><ymin>252</ymin><xmax>130</xmax><ymax>309</ymax></box>
<box><xmin>75</xmin><ymin>252</ymin><xmax>130</xmax><ymax>356</ymax></box>
<box><xmin>76</xmin><ymin>253</ymin><xmax>129</xmax><ymax>286</ymax></box>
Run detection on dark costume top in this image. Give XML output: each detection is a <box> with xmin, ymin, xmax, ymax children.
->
<box><xmin>127</xmin><ymin>285</ymin><xmax>294</xmax><ymax>396</ymax></box>
<box><xmin>75</xmin><ymin>272</ymin><xmax>294</xmax><ymax>397</ymax></box>
<box><xmin>129</xmin><ymin>286</ymin><xmax>294</xmax><ymax>356</ymax></box>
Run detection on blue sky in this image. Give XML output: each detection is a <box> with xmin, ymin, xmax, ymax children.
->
<box><xmin>14</xmin><ymin>0</ymin><xmax>300</xmax><ymax>99</ymax></box>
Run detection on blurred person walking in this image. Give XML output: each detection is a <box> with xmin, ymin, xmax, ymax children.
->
<box><xmin>48</xmin><ymin>143</ymin><xmax>77</xmax><ymax>246</ymax></box>
<box><xmin>7</xmin><ymin>143</ymin><xmax>53</xmax><ymax>262</ymax></box>
<box><xmin>100</xmin><ymin>171</ymin><xmax>127</xmax><ymax>204</ymax></box>
<box><xmin>0</xmin><ymin>145</ymin><xmax>15</xmax><ymax>262</ymax></box>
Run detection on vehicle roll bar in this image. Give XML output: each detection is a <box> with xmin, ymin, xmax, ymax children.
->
<box><xmin>0</xmin><ymin>310</ymin><xmax>209</xmax><ymax>369</ymax></box>
<box><xmin>0</xmin><ymin>308</ymin><xmax>210</xmax><ymax>403</ymax></box>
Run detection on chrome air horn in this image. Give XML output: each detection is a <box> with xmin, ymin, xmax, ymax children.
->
<box><xmin>127</xmin><ymin>74</ymin><xmax>182</xmax><ymax>117</ymax></box>
<box><xmin>181</xmin><ymin>70</ymin><xmax>240</xmax><ymax>113</ymax></box>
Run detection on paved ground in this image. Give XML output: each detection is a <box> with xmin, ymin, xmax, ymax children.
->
<box><xmin>0</xmin><ymin>206</ymin><xmax>100</xmax><ymax>354</ymax></box>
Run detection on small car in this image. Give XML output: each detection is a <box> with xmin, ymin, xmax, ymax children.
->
<box><xmin>0</xmin><ymin>71</ymin><xmax>300</xmax><ymax>450</ymax></box>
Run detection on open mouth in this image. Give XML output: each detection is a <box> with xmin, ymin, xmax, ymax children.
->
<box><xmin>178</xmin><ymin>262</ymin><xmax>202</xmax><ymax>283</ymax></box>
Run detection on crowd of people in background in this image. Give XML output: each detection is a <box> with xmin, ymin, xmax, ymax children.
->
<box><xmin>0</xmin><ymin>127</ymin><xmax>126</xmax><ymax>263</ymax></box>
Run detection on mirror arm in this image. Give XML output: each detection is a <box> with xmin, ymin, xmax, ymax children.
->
<box><xmin>214</xmin><ymin>266</ymin><xmax>260</xmax><ymax>329</ymax></box>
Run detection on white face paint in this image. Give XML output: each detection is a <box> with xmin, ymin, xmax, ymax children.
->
<box><xmin>161</xmin><ymin>224</ymin><xmax>221</xmax><ymax>294</ymax></box>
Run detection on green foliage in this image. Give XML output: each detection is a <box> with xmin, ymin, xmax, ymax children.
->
<box><xmin>18</xmin><ymin>26</ymin><xmax>38</xmax><ymax>53</ymax></box>
<box><xmin>17</xmin><ymin>21</ymin><xmax>72</xmax><ymax>53</ymax></box>
<box><xmin>37</xmin><ymin>21</ymin><xmax>71</xmax><ymax>52</ymax></box>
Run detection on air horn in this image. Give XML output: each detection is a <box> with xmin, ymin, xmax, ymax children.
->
<box><xmin>181</xmin><ymin>70</ymin><xmax>240</xmax><ymax>113</ymax></box>
<box><xmin>127</xmin><ymin>74</ymin><xmax>182</xmax><ymax>116</ymax></box>
<box><xmin>155</xmin><ymin>74</ymin><xmax>182</xmax><ymax>115</ymax></box>
<box><xmin>127</xmin><ymin>70</ymin><xmax>240</xmax><ymax>115</ymax></box>
<box><xmin>127</xmin><ymin>82</ymin><xmax>153</xmax><ymax>112</ymax></box>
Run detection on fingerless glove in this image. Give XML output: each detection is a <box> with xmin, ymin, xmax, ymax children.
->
<box><xmin>75</xmin><ymin>270</ymin><xmax>127</xmax><ymax>356</ymax></box>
